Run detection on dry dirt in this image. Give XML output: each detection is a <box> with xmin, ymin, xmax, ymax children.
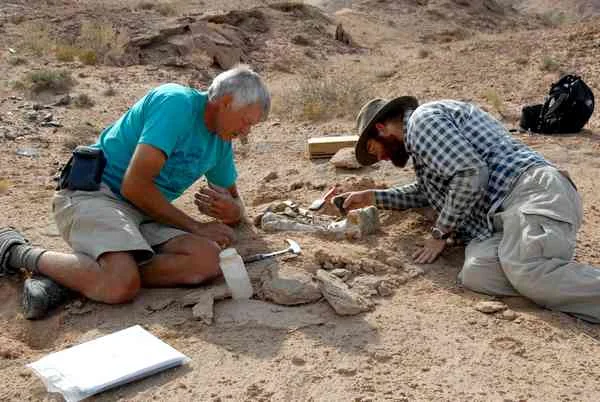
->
<box><xmin>2</xmin><ymin>0</ymin><xmax>600</xmax><ymax>401</ymax></box>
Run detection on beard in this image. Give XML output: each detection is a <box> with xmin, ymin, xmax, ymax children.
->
<box><xmin>375</xmin><ymin>136</ymin><xmax>409</xmax><ymax>167</ymax></box>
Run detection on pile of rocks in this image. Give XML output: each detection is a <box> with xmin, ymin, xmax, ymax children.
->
<box><xmin>181</xmin><ymin>247</ymin><xmax>425</xmax><ymax>323</ymax></box>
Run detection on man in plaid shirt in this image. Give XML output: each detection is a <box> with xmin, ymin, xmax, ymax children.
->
<box><xmin>341</xmin><ymin>96</ymin><xmax>600</xmax><ymax>323</ymax></box>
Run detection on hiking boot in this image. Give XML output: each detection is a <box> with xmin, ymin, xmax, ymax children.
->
<box><xmin>22</xmin><ymin>276</ymin><xmax>71</xmax><ymax>320</ymax></box>
<box><xmin>0</xmin><ymin>227</ymin><xmax>28</xmax><ymax>276</ymax></box>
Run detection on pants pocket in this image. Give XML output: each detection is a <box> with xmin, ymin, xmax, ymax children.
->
<box><xmin>521</xmin><ymin>213</ymin><xmax>576</xmax><ymax>261</ymax></box>
<box><xmin>52</xmin><ymin>191</ymin><xmax>75</xmax><ymax>242</ymax></box>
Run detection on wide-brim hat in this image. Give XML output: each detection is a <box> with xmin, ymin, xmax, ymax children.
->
<box><xmin>355</xmin><ymin>96</ymin><xmax>418</xmax><ymax>166</ymax></box>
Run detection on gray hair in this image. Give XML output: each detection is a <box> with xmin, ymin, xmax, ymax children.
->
<box><xmin>208</xmin><ymin>65</ymin><xmax>271</xmax><ymax>120</ymax></box>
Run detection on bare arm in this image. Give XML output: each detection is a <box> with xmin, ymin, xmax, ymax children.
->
<box><xmin>121</xmin><ymin>144</ymin><xmax>200</xmax><ymax>233</ymax></box>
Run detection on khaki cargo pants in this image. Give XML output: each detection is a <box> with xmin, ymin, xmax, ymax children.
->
<box><xmin>458</xmin><ymin>165</ymin><xmax>600</xmax><ymax>323</ymax></box>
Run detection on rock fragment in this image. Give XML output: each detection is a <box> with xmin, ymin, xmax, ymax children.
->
<box><xmin>330</xmin><ymin>147</ymin><xmax>361</xmax><ymax>169</ymax></box>
<box><xmin>331</xmin><ymin>268</ymin><xmax>351</xmax><ymax>281</ymax></box>
<box><xmin>181</xmin><ymin>284</ymin><xmax>231</xmax><ymax>306</ymax></box>
<box><xmin>474</xmin><ymin>301</ymin><xmax>508</xmax><ymax>314</ymax></box>
<box><xmin>263</xmin><ymin>171</ymin><xmax>278</xmax><ymax>182</ymax></box>
<box><xmin>260</xmin><ymin>266</ymin><xmax>322</xmax><ymax>305</ymax></box>
<box><xmin>335</xmin><ymin>23</ymin><xmax>355</xmax><ymax>46</ymax></box>
<box><xmin>315</xmin><ymin>269</ymin><xmax>373</xmax><ymax>315</ymax></box>
<box><xmin>501</xmin><ymin>309</ymin><xmax>518</xmax><ymax>321</ymax></box>
<box><xmin>192</xmin><ymin>293</ymin><xmax>216</xmax><ymax>325</ymax></box>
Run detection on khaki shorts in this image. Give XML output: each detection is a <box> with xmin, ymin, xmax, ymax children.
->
<box><xmin>52</xmin><ymin>184</ymin><xmax>188</xmax><ymax>262</ymax></box>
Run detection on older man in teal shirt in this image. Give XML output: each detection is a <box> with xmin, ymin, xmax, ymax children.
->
<box><xmin>0</xmin><ymin>65</ymin><xmax>270</xmax><ymax>319</ymax></box>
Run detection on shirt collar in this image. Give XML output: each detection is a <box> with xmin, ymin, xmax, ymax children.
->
<box><xmin>403</xmin><ymin>108</ymin><xmax>414</xmax><ymax>154</ymax></box>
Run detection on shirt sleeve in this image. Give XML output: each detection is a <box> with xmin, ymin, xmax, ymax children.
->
<box><xmin>410</xmin><ymin>108</ymin><xmax>488</xmax><ymax>232</ymax></box>
<box><xmin>138</xmin><ymin>92</ymin><xmax>193</xmax><ymax>158</ymax></box>
<box><xmin>205</xmin><ymin>144</ymin><xmax>238</xmax><ymax>189</ymax></box>
<box><xmin>374</xmin><ymin>181</ymin><xmax>430</xmax><ymax>210</ymax></box>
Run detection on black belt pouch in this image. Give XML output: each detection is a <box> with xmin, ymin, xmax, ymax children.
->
<box><xmin>58</xmin><ymin>146</ymin><xmax>107</xmax><ymax>191</ymax></box>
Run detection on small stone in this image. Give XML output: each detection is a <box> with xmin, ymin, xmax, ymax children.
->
<box><xmin>385</xmin><ymin>257</ymin><xmax>404</xmax><ymax>270</ymax></box>
<box><xmin>54</xmin><ymin>95</ymin><xmax>71</xmax><ymax>106</ymax></box>
<box><xmin>346</xmin><ymin>263</ymin><xmax>361</xmax><ymax>273</ymax></box>
<box><xmin>286</xmin><ymin>169</ymin><xmax>299</xmax><ymax>176</ymax></box>
<box><xmin>314</xmin><ymin>249</ymin><xmax>330</xmax><ymax>265</ymax></box>
<box><xmin>263</xmin><ymin>171</ymin><xmax>278</xmax><ymax>182</ymax></box>
<box><xmin>310</xmin><ymin>182</ymin><xmax>327</xmax><ymax>191</ymax></box>
<box><xmin>330</xmin><ymin>147</ymin><xmax>362</xmax><ymax>169</ymax></box>
<box><xmin>290</xmin><ymin>181</ymin><xmax>304</xmax><ymax>191</ymax></box>
<box><xmin>291</xmin><ymin>356</ymin><xmax>306</xmax><ymax>366</ymax></box>
<box><xmin>323</xmin><ymin>261</ymin><xmax>334</xmax><ymax>270</ymax></box>
<box><xmin>26</xmin><ymin>111</ymin><xmax>38</xmax><ymax>121</ymax></box>
<box><xmin>32</xmin><ymin>103</ymin><xmax>43</xmax><ymax>110</ymax></box>
<box><xmin>335</xmin><ymin>365</ymin><xmax>357</xmax><ymax>376</ymax></box>
<box><xmin>147</xmin><ymin>298</ymin><xmax>174</xmax><ymax>312</ymax></box>
<box><xmin>501</xmin><ymin>309</ymin><xmax>518</xmax><ymax>321</ymax></box>
<box><xmin>40</xmin><ymin>121</ymin><xmax>62</xmax><ymax>128</ymax></box>
<box><xmin>331</xmin><ymin>268</ymin><xmax>351</xmax><ymax>281</ymax></box>
<box><xmin>377</xmin><ymin>281</ymin><xmax>394</xmax><ymax>297</ymax></box>
<box><xmin>291</xmin><ymin>34</ymin><xmax>312</xmax><ymax>46</ymax></box>
<box><xmin>72</xmin><ymin>300</ymin><xmax>83</xmax><ymax>309</ymax></box>
<box><xmin>69</xmin><ymin>305</ymin><xmax>94</xmax><ymax>315</ymax></box>
<box><xmin>371</xmin><ymin>351</ymin><xmax>392</xmax><ymax>362</ymax></box>
<box><xmin>407</xmin><ymin>266</ymin><xmax>425</xmax><ymax>278</ymax></box>
<box><xmin>475</xmin><ymin>301</ymin><xmax>508</xmax><ymax>314</ymax></box>
<box><xmin>349</xmin><ymin>276</ymin><xmax>382</xmax><ymax>297</ymax></box>
<box><xmin>42</xmin><ymin>112</ymin><xmax>53</xmax><ymax>122</ymax></box>
<box><xmin>335</xmin><ymin>23</ymin><xmax>356</xmax><ymax>46</ymax></box>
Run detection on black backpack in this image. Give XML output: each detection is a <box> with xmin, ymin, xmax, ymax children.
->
<box><xmin>520</xmin><ymin>74</ymin><xmax>595</xmax><ymax>134</ymax></box>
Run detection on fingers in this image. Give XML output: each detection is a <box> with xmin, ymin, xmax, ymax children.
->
<box><xmin>195</xmin><ymin>189</ymin><xmax>234</xmax><ymax>220</ymax></box>
<box><xmin>198</xmin><ymin>187</ymin><xmax>224</xmax><ymax>200</ymax></box>
<box><xmin>412</xmin><ymin>247</ymin><xmax>439</xmax><ymax>264</ymax></box>
<box><xmin>194</xmin><ymin>198</ymin><xmax>220</xmax><ymax>218</ymax></box>
<box><xmin>207</xmin><ymin>183</ymin><xmax>229</xmax><ymax>194</ymax></box>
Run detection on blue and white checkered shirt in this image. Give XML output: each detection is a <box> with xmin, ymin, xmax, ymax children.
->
<box><xmin>374</xmin><ymin>100</ymin><xmax>549</xmax><ymax>242</ymax></box>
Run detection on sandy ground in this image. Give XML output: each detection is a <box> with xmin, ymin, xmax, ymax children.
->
<box><xmin>2</xmin><ymin>0</ymin><xmax>600</xmax><ymax>401</ymax></box>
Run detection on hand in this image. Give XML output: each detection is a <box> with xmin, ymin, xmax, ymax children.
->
<box><xmin>412</xmin><ymin>237</ymin><xmax>446</xmax><ymax>264</ymax></box>
<box><xmin>191</xmin><ymin>222</ymin><xmax>236</xmax><ymax>249</ymax></box>
<box><xmin>194</xmin><ymin>186</ymin><xmax>241</xmax><ymax>225</ymax></box>
<box><xmin>336</xmin><ymin>190</ymin><xmax>375</xmax><ymax>211</ymax></box>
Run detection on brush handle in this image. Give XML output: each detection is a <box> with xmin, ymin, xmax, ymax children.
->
<box><xmin>243</xmin><ymin>254</ymin><xmax>264</xmax><ymax>264</ymax></box>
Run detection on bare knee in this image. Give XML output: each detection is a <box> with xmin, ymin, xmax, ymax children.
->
<box><xmin>95</xmin><ymin>252</ymin><xmax>141</xmax><ymax>304</ymax></box>
<box><xmin>181</xmin><ymin>237</ymin><xmax>221</xmax><ymax>285</ymax></box>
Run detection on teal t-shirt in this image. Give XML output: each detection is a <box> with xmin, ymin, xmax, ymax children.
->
<box><xmin>95</xmin><ymin>83</ymin><xmax>237</xmax><ymax>202</ymax></box>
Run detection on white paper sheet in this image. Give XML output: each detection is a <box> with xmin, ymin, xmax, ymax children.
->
<box><xmin>27</xmin><ymin>325</ymin><xmax>190</xmax><ymax>402</ymax></box>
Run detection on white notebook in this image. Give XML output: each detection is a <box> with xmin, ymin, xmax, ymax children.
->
<box><xmin>27</xmin><ymin>325</ymin><xmax>190</xmax><ymax>402</ymax></box>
